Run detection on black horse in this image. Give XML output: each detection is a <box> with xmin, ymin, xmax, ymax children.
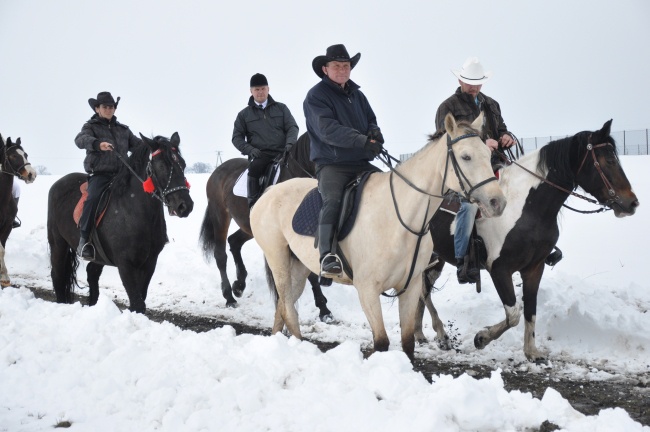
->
<box><xmin>416</xmin><ymin>120</ymin><xmax>639</xmax><ymax>361</ymax></box>
<box><xmin>199</xmin><ymin>132</ymin><xmax>333</xmax><ymax>320</ymax></box>
<box><xmin>1</xmin><ymin>134</ymin><xmax>37</xmax><ymax>287</ymax></box>
<box><xmin>47</xmin><ymin>133</ymin><xmax>194</xmax><ymax>312</ymax></box>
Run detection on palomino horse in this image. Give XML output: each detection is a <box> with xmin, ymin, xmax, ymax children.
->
<box><xmin>0</xmin><ymin>134</ymin><xmax>37</xmax><ymax>287</ymax></box>
<box><xmin>47</xmin><ymin>133</ymin><xmax>194</xmax><ymax>312</ymax></box>
<box><xmin>250</xmin><ymin>113</ymin><xmax>507</xmax><ymax>361</ymax></box>
<box><xmin>415</xmin><ymin>119</ymin><xmax>639</xmax><ymax>362</ymax></box>
<box><xmin>199</xmin><ymin>133</ymin><xmax>332</xmax><ymax>320</ymax></box>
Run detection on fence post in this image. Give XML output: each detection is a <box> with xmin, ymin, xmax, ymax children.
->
<box><xmin>647</xmin><ymin>129</ymin><xmax>648</xmax><ymax>155</ymax></box>
<box><xmin>623</xmin><ymin>130</ymin><xmax>626</xmax><ymax>155</ymax></box>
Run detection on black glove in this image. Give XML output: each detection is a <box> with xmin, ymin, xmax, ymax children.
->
<box><xmin>369</xmin><ymin>128</ymin><xmax>384</xmax><ymax>144</ymax></box>
<box><xmin>285</xmin><ymin>143</ymin><xmax>294</xmax><ymax>153</ymax></box>
<box><xmin>249</xmin><ymin>148</ymin><xmax>262</xmax><ymax>158</ymax></box>
<box><xmin>364</xmin><ymin>137</ymin><xmax>383</xmax><ymax>157</ymax></box>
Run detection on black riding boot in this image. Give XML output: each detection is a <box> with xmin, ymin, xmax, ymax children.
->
<box><xmin>12</xmin><ymin>197</ymin><xmax>20</xmax><ymax>228</ymax></box>
<box><xmin>318</xmin><ymin>224</ymin><xmax>342</xmax><ymax>279</ymax></box>
<box><xmin>77</xmin><ymin>230</ymin><xmax>93</xmax><ymax>260</ymax></box>
<box><xmin>247</xmin><ymin>176</ymin><xmax>261</xmax><ymax>209</ymax></box>
<box><xmin>456</xmin><ymin>256</ymin><xmax>479</xmax><ymax>284</ymax></box>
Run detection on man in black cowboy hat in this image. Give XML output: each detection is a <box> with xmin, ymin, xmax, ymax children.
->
<box><xmin>304</xmin><ymin>44</ymin><xmax>384</xmax><ymax>282</ymax></box>
<box><xmin>232</xmin><ymin>73</ymin><xmax>299</xmax><ymax>208</ymax></box>
<box><xmin>74</xmin><ymin>91</ymin><xmax>142</xmax><ymax>260</ymax></box>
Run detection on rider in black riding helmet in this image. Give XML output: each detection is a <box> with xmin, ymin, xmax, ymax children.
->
<box><xmin>74</xmin><ymin>91</ymin><xmax>142</xmax><ymax>260</ymax></box>
<box><xmin>231</xmin><ymin>73</ymin><xmax>299</xmax><ymax>209</ymax></box>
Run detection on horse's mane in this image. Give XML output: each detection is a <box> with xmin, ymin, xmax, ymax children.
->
<box><xmin>288</xmin><ymin>132</ymin><xmax>316</xmax><ymax>176</ymax></box>
<box><xmin>414</xmin><ymin>120</ymin><xmax>480</xmax><ymax>159</ymax></box>
<box><xmin>112</xmin><ymin>135</ymin><xmax>180</xmax><ymax>195</ymax></box>
<box><xmin>537</xmin><ymin>130</ymin><xmax>617</xmax><ymax>187</ymax></box>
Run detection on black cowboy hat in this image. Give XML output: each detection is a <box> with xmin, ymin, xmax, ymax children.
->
<box><xmin>88</xmin><ymin>91</ymin><xmax>120</xmax><ymax>111</ymax></box>
<box><xmin>312</xmin><ymin>44</ymin><xmax>361</xmax><ymax>78</ymax></box>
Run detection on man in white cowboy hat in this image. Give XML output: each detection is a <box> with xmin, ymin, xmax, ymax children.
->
<box><xmin>304</xmin><ymin>44</ymin><xmax>384</xmax><ymax>284</ymax></box>
<box><xmin>435</xmin><ymin>57</ymin><xmax>515</xmax><ymax>284</ymax></box>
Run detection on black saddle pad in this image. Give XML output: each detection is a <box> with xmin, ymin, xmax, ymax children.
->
<box><xmin>291</xmin><ymin>171</ymin><xmax>374</xmax><ymax>241</ymax></box>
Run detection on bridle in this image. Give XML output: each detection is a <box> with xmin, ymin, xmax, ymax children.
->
<box><xmin>378</xmin><ymin>132</ymin><xmax>498</xmax><ymax>297</ymax></box>
<box><xmin>494</xmin><ymin>138</ymin><xmax>619</xmax><ymax>214</ymax></box>
<box><xmin>1</xmin><ymin>144</ymin><xmax>31</xmax><ymax>180</ymax></box>
<box><xmin>115</xmin><ymin>147</ymin><xmax>189</xmax><ymax>208</ymax></box>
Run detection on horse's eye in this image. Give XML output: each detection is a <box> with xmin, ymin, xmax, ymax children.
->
<box><xmin>462</xmin><ymin>155</ymin><xmax>471</xmax><ymax>161</ymax></box>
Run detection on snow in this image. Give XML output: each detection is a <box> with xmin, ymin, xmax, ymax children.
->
<box><xmin>1</xmin><ymin>155</ymin><xmax>649</xmax><ymax>431</ymax></box>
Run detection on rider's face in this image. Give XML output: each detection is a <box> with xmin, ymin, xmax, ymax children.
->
<box><xmin>95</xmin><ymin>104</ymin><xmax>115</xmax><ymax>120</ymax></box>
<box><xmin>459</xmin><ymin>80</ymin><xmax>482</xmax><ymax>98</ymax></box>
<box><xmin>322</xmin><ymin>61</ymin><xmax>351</xmax><ymax>86</ymax></box>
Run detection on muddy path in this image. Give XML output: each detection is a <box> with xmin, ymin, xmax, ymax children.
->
<box><xmin>23</xmin><ymin>285</ymin><xmax>650</xmax><ymax>428</ymax></box>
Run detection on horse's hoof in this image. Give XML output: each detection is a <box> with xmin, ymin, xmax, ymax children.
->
<box><xmin>1</xmin><ymin>281</ymin><xmax>10</xmax><ymax>288</ymax></box>
<box><xmin>226</xmin><ymin>300</ymin><xmax>238</xmax><ymax>309</ymax></box>
<box><xmin>435</xmin><ymin>335</ymin><xmax>452</xmax><ymax>351</ymax></box>
<box><xmin>474</xmin><ymin>330</ymin><xmax>490</xmax><ymax>350</ymax></box>
<box><xmin>319</xmin><ymin>313</ymin><xmax>334</xmax><ymax>324</ymax></box>
<box><xmin>232</xmin><ymin>282</ymin><xmax>246</xmax><ymax>298</ymax></box>
<box><xmin>415</xmin><ymin>336</ymin><xmax>428</xmax><ymax>345</ymax></box>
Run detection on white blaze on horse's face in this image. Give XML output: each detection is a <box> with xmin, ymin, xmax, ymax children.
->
<box><xmin>15</xmin><ymin>148</ymin><xmax>37</xmax><ymax>184</ymax></box>
<box><xmin>443</xmin><ymin>112</ymin><xmax>506</xmax><ymax>218</ymax></box>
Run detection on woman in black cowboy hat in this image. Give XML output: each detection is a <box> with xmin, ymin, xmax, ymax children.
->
<box><xmin>303</xmin><ymin>44</ymin><xmax>385</xmax><ymax>283</ymax></box>
<box><xmin>74</xmin><ymin>91</ymin><xmax>142</xmax><ymax>259</ymax></box>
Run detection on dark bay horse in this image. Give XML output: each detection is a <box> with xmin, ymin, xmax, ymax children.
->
<box><xmin>47</xmin><ymin>133</ymin><xmax>194</xmax><ymax>312</ymax></box>
<box><xmin>416</xmin><ymin>120</ymin><xmax>639</xmax><ymax>362</ymax></box>
<box><xmin>1</xmin><ymin>134</ymin><xmax>37</xmax><ymax>287</ymax></box>
<box><xmin>199</xmin><ymin>133</ymin><xmax>333</xmax><ymax>320</ymax></box>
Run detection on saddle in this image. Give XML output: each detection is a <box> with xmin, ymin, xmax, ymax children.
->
<box><xmin>233</xmin><ymin>162</ymin><xmax>282</xmax><ymax>198</ymax></box>
<box><xmin>291</xmin><ymin>170</ymin><xmax>376</xmax><ymax>280</ymax></box>
<box><xmin>73</xmin><ymin>181</ymin><xmax>114</xmax><ymax>266</ymax></box>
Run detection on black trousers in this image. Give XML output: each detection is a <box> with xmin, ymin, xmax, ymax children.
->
<box><xmin>79</xmin><ymin>173</ymin><xmax>112</xmax><ymax>236</ymax></box>
<box><xmin>248</xmin><ymin>154</ymin><xmax>275</xmax><ymax>180</ymax></box>
<box><xmin>316</xmin><ymin>163</ymin><xmax>375</xmax><ymax>226</ymax></box>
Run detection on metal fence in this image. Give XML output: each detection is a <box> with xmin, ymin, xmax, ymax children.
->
<box><xmin>400</xmin><ymin>128</ymin><xmax>650</xmax><ymax>161</ymax></box>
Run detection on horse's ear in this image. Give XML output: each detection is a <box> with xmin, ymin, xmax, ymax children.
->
<box><xmin>6</xmin><ymin>137</ymin><xmax>13</xmax><ymax>146</ymax></box>
<box><xmin>601</xmin><ymin>119</ymin><xmax>613</xmax><ymax>136</ymax></box>
<box><xmin>16</xmin><ymin>137</ymin><xmax>21</xmax><ymax>146</ymax></box>
<box><xmin>139</xmin><ymin>133</ymin><xmax>153</xmax><ymax>146</ymax></box>
<box><xmin>444</xmin><ymin>112</ymin><xmax>457</xmax><ymax>135</ymax></box>
<box><xmin>170</xmin><ymin>132</ymin><xmax>180</xmax><ymax>147</ymax></box>
<box><xmin>471</xmin><ymin>112</ymin><xmax>484</xmax><ymax>133</ymax></box>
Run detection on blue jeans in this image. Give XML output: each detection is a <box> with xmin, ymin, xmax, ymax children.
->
<box><xmin>454</xmin><ymin>200</ymin><xmax>478</xmax><ymax>260</ymax></box>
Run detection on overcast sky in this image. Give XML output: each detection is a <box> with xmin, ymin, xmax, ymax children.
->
<box><xmin>1</xmin><ymin>0</ymin><xmax>648</xmax><ymax>174</ymax></box>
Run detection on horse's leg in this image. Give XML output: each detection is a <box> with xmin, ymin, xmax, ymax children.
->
<box><xmin>520</xmin><ymin>261</ymin><xmax>547</xmax><ymax>362</ymax></box>
<box><xmin>307</xmin><ymin>272</ymin><xmax>333</xmax><ymax>322</ymax></box>
<box><xmin>117</xmin><ymin>265</ymin><xmax>146</xmax><ymax>313</ymax></box>
<box><xmin>271</xmin><ymin>255</ymin><xmax>306</xmax><ymax>338</ymax></box>
<box><xmin>49</xmin><ymin>238</ymin><xmax>77</xmax><ymax>304</ymax></box>
<box><xmin>228</xmin><ymin>229</ymin><xmax>253</xmax><ymax>298</ymax></box>
<box><xmin>356</xmin><ymin>286</ymin><xmax>390</xmax><ymax>354</ymax></box>
<box><xmin>212</xmin><ymin>216</ymin><xmax>237</xmax><ymax>308</ymax></box>
<box><xmin>0</xmin><ymin>243</ymin><xmax>9</xmax><ymax>287</ymax></box>
<box><xmin>414</xmin><ymin>260</ymin><xmax>445</xmax><ymax>344</ymax></box>
<box><xmin>398</xmin><ymin>279</ymin><xmax>425</xmax><ymax>362</ymax></box>
<box><xmin>86</xmin><ymin>262</ymin><xmax>104</xmax><ymax>306</ymax></box>
<box><xmin>473</xmin><ymin>266</ymin><xmax>522</xmax><ymax>350</ymax></box>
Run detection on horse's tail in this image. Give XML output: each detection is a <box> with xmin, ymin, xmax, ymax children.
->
<box><xmin>199</xmin><ymin>207</ymin><xmax>217</xmax><ymax>262</ymax></box>
<box><xmin>264</xmin><ymin>257</ymin><xmax>279</xmax><ymax>307</ymax></box>
<box><xmin>53</xmin><ymin>244</ymin><xmax>79</xmax><ymax>304</ymax></box>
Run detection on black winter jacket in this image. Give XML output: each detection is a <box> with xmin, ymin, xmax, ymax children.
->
<box><xmin>303</xmin><ymin>76</ymin><xmax>379</xmax><ymax>166</ymax></box>
<box><xmin>75</xmin><ymin>114</ymin><xmax>142</xmax><ymax>174</ymax></box>
<box><xmin>232</xmin><ymin>95</ymin><xmax>299</xmax><ymax>157</ymax></box>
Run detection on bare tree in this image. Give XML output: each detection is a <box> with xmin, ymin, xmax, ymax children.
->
<box><xmin>186</xmin><ymin>162</ymin><xmax>214</xmax><ymax>174</ymax></box>
<box><xmin>34</xmin><ymin>165</ymin><xmax>50</xmax><ymax>175</ymax></box>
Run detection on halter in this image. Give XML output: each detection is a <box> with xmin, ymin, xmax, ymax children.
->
<box><xmin>114</xmin><ymin>147</ymin><xmax>189</xmax><ymax>208</ymax></box>
<box><xmin>576</xmin><ymin>140</ymin><xmax>620</xmax><ymax>207</ymax></box>
<box><xmin>0</xmin><ymin>143</ymin><xmax>31</xmax><ymax>180</ymax></box>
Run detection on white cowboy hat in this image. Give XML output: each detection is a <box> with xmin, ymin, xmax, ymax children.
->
<box><xmin>451</xmin><ymin>57</ymin><xmax>492</xmax><ymax>85</ymax></box>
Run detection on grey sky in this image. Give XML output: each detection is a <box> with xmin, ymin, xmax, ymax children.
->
<box><xmin>1</xmin><ymin>0</ymin><xmax>648</xmax><ymax>174</ymax></box>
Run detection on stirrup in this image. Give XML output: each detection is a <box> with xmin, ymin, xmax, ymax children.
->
<box><xmin>79</xmin><ymin>242</ymin><xmax>95</xmax><ymax>261</ymax></box>
<box><xmin>320</xmin><ymin>253</ymin><xmax>342</xmax><ymax>278</ymax></box>
<box><xmin>545</xmin><ymin>247</ymin><xmax>563</xmax><ymax>267</ymax></box>
<box><xmin>12</xmin><ymin>218</ymin><xmax>21</xmax><ymax>229</ymax></box>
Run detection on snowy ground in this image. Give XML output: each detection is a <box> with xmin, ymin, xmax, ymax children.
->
<box><xmin>1</xmin><ymin>155</ymin><xmax>649</xmax><ymax>431</ymax></box>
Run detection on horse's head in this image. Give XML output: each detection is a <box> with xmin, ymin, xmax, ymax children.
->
<box><xmin>0</xmin><ymin>135</ymin><xmax>37</xmax><ymax>183</ymax></box>
<box><xmin>442</xmin><ymin>113</ymin><xmax>506</xmax><ymax>218</ymax></box>
<box><xmin>139</xmin><ymin>132</ymin><xmax>194</xmax><ymax>218</ymax></box>
<box><xmin>574</xmin><ymin>120</ymin><xmax>639</xmax><ymax>217</ymax></box>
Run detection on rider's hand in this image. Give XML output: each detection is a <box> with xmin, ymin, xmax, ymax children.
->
<box><xmin>284</xmin><ymin>143</ymin><xmax>293</xmax><ymax>153</ymax></box>
<box><xmin>250</xmin><ymin>148</ymin><xmax>262</xmax><ymax>158</ymax></box>
<box><xmin>499</xmin><ymin>134</ymin><xmax>515</xmax><ymax>148</ymax></box>
<box><xmin>100</xmin><ymin>142</ymin><xmax>114</xmax><ymax>151</ymax></box>
<box><xmin>485</xmin><ymin>138</ymin><xmax>499</xmax><ymax>151</ymax></box>
<box><xmin>368</xmin><ymin>128</ymin><xmax>384</xmax><ymax>144</ymax></box>
<box><xmin>364</xmin><ymin>137</ymin><xmax>383</xmax><ymax>157</ymax></box>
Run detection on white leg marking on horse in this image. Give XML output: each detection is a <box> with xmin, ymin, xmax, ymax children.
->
<box><xmin>524</xmin><ymin>315</ymin><xmax>546</xmax><ymax>361</ymax></box>
<box><xmin>0</xmin><ymin>245</ymin><xmax>9</xmax><ymax>287</ymax></box>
